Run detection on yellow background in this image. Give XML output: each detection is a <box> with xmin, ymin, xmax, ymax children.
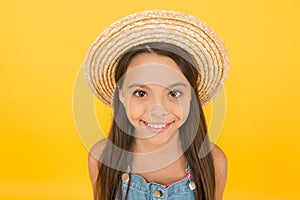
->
<box><xmin>1</xmin><ymin>0</ymin><xmax>300</xmax><ymax>199</ymax></box>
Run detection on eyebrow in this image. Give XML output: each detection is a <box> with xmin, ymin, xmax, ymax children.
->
<box><xmin>128</xmin><ymin>82</ymin><xmax>188</xmax><ymax>89</ymax></box>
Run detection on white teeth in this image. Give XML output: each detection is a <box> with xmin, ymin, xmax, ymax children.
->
<box><xmin>147</xmin><ymin>123</ymin><xmax>166</xmax><ymax>129</ymax></box>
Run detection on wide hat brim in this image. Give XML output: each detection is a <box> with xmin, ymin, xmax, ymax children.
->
<box><xmin>84</xmin><ymin>10</ymin><xmax>230</xmax><ymax>107</ymax></box>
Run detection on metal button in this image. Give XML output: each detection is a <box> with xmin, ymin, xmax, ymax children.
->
<box><xmin>188</xmin><ymin>180</ymin><xmax>196</xmax><ymax>190</ymax></box>
<box><xmin>121</xmin><ymin>173</ymin><xmax>130</xmax><ymax>182</ymax></box>
<box><xmin>154</xmin><ymin>190</ymin><xmax>162</xmax><ymax>197</ymax></box>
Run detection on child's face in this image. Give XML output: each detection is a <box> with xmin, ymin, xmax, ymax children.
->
<box><xmin>118</xmin><ymin>53</ymin><xmax>192</xmax><ymax>146</ymax></box>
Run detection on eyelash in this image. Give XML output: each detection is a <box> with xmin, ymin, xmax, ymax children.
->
<box><xmin>133</xmin><ymin>90</ymin><xmax>183</xmax><ymax>98</ymax></box>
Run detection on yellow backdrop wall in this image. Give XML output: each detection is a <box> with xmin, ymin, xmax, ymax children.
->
<box><xmin>1</xmin><ymin>0</ymin><xmax>300</xmax><ymax>199</ymax></box>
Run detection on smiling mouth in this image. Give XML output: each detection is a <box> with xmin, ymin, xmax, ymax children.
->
<box><xmin>140</xmin><ymin>120</ymin><xmax>174</xmax><ymax>134</ymax></box>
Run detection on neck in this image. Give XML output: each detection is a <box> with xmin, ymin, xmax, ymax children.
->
<box><xmin>130</xmin><ymin>131</ymin><xmax>185</xmax><ymax>173</ymax></box>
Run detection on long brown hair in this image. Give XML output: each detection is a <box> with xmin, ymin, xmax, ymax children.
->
<box><xmin>94</xmin><ymin>42</ymin><xmax>215</xmax><ymax>200</ymax></box>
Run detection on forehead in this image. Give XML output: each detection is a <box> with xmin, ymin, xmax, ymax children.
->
<box><xmin>122</xmin><ymin>53</ymin><xmax>189</xmax><ymax>88</ymax></box>
<box><xmin>127</xmin><ymin>53</ymin><xmax>183</xmax><ymax>75</ymax></box>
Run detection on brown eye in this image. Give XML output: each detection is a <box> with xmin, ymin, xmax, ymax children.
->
<box><xmin>169</xmin><ymin>91</ymin><xmax>182</xmax><ymax>98</ymax></box>
<box><xmin>133</xmin><ymin>90</ymin><xmax>147</xmax><ymax>98</ymax></box>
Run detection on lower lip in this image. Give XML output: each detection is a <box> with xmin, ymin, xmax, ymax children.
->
<box><xmin>141</xmin><ymin>120</ymin><xmax>173</xmax><ymax>134</ymax></box>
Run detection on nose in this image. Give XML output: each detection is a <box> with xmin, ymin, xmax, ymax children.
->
<box><xmin>149</xmin><ymin>104</ymin><xmax>168</xmax><ymax>119</ymax></box>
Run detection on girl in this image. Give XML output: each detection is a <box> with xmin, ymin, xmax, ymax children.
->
<box><xmin>85</xmin><ymin>10</ymin><xmax>229</xmax><ymax>200</ymax></box>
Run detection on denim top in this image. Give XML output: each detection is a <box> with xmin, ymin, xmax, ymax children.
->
<box><xmin>117</xmin><ymin>160</ymin><xmax>196</xmax><ymax>200</ymax></box>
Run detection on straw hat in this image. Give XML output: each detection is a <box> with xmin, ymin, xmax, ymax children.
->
<box><xmin>84</xmin><ymin>10</ymin><xmax>230</xmax><ymax>107</ymax></box>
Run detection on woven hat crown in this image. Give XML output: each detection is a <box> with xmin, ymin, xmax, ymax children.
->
<box><xmin>84</xmin><ymin>10</ymin><xmax>230</xmax><ymax>107</ymax></box>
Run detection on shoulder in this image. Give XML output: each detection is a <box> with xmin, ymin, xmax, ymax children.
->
<box><xmin>210</xmin><ymin>142</ymin><xmax>227</xmax><ymax>170</ymax></box>
<box><xmin>89</xmin><ymin>138</ymin><xmax>108</xmax><ymax>161</ymax></box>
<box><xmin>88</xmin><ymin>138</ymin><xmax>108</xmax><ymax>187</ymax></box>
<box><xmin>210</xmin><ymin>142</ymin><xmax>228</xmax><ymax>199</ymax></box>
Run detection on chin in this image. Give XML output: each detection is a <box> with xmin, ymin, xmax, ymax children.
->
<box><xmin>148</xmin><ymin>129</ymin><xmax>179</xmax><ymax>144</ymax></box>
<box><xmin>147</xmin><ymin>136</ymin><xmax>171</xmax><ymax>146</ymax></box>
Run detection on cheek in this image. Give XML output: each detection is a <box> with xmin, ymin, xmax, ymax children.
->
<box><xmin>170</xmin><ymin>102</ymin><xmax>182</xmax><ymax>118</ymax></box>
<box><xmin>175</xmin><ymin>98</ymin><xmax>191</xmax><ymax>121</ymax></box>
<box><xmin>181</xmin><ymin>104</ymin><xmax>190</xmax><ymax>121</ymax></box>
<box><xmin>127</xmin><ymin>99</ymin><xmax>145</xmax><ymax>120</ymax></box>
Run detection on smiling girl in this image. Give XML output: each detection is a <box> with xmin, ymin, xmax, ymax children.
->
<box><xmin>84</xmin><ymin>10</ymin><xmax>230</xmax><ymax>200</ymax></box>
